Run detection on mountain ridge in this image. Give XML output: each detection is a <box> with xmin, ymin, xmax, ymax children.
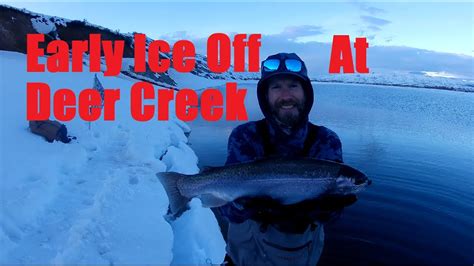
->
<box><xmin>0</xmin><ymin>4</ymin><xmax>258</xmax><ymax>90</ymax></box>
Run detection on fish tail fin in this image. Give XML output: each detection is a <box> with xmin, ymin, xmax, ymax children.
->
<box><xmin>156</xmin><ymin>172</ymin><xmax>191</xmax><ymax>220</ymax></box>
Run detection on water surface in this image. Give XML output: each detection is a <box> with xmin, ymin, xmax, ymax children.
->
<box><xmin>189</xmin><ymin>82</ymin><xmax>474</xmax><ymax>265</ymax></box>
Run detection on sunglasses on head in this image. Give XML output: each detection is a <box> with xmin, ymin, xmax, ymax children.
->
<box><xmin>262</xmin><ymin>58</ymin><xmax>303</xmax><ymax>72</ymax></box>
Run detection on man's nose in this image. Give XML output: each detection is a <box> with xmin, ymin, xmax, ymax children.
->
<box><xmin>279</xmin><ymin>86</ymin><xmax>295</xmax><ymax>98</ymax></box>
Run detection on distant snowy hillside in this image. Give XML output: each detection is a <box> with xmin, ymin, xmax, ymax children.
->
<box><xmin>0</xmin><ymin>4</ymin><xmax>258</xmax><ymax>90</ymax></box>
<box><xmin>0</xmin><ymin>51</ymin><xmax>225</xmax><ymax>265</ymax></box>
<box><xmin>1</xmin><ymin>4</ymin><xmax>472</xmax><ymax>93</ymax></box>
<box><xmin>312</xmin><ymin>70</ymin><xmax>474</xmax><ymax>93</ymax></box>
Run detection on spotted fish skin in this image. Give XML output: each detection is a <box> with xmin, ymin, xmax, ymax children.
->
<box><xmin>157</xmin><ymin>158</ymin><xmax>370</xmax><ymax>219</ymax></box>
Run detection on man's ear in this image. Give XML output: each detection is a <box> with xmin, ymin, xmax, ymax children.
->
<box><xmin>264</xmin><ymin>85</ymin><xmax>269</xmax><ymax>101</ymax></box>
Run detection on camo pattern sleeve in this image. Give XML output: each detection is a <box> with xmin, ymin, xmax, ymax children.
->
<box><xmin>309</xmin><ymin>125</ymin><xmax>344</xmax><ymax>163</ymax></box>
<box><xmin>225</xmin><ymin>122</ymin><xmax>261</xmax><ymax>165</ymax></box>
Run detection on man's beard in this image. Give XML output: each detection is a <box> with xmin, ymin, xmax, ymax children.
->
<box><xmin>270</xmin><ymin>98</ymin><xmax>305</xmax><ymax>128</ymax></box>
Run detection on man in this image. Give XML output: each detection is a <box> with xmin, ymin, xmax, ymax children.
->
<box><xmin>214</xmin><ymin>52</ymin><xmax>344</xmax><ymax>265</ymax></box>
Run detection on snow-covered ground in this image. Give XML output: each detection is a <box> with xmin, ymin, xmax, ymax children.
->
<box><xmin>312</xmin><ymin>70</ymin><xmax>474</xmax><ymax>92</ymax></box>
<box><xmin>0</xmin><ymin>51</ymin><xmax>225</xmax><ymax>265</ymax></box>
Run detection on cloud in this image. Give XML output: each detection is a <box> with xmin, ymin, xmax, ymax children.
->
<box><xmin>262</xmin><ymin>35</ymin><xmax>473</xmax><ymax>77</ymax></box>
<box><xmin>367</xmin><ymin>25</ymin><xmax>382</xmax><ymax>32</ymax></box>
<box><xmin>160</xmin><ymin>26</ymin><xmax>473</xmax><ymax>78</ymax></box>
<box><xmin>363</xmin><ymin>6</ymin><xmax>385</xmax><ymax>15</ymax></box>
<box><xmin>356</xmin><ymin>29</ymin><xmax>377</xmax><ymax>40</ymax></box>
<box><xmin>276</xmin><ymin>25</ymin><xmax>324</xmax><ymax>41</ymax></box>
<box><xmin>158</xmin><ymin>31</ymin><xmax>197</xmax><ymax>42</ymax></box>
<box><xmin>358</xmin><ymin>15</ymin><xmax>391</xmax><ymax>40</ymax></box>
<box><xmin>353</xmin><ymin>2</ymin><xmax>385</xmax><ymax>15</ymax></box>
<box><xmin>361</xmin><ymin>15</ymin><xmax>391</xmax><ymax>26</ymax></box>
<box><xmin>366</xmin><ymin>35</ymin><xmax>376</xmax><ymax>40</ymax></box>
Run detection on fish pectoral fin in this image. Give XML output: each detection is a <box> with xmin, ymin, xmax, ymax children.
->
<box><xmin>199</xmin><ymin>194</ymin><xmax>229</xmax><ymax>208</ymax></box>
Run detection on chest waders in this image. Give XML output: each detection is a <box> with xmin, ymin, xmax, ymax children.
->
<box><xmin>225</xmin><ymin>120</ymin><xmax>325</xmax><ymax>266</ymax></box>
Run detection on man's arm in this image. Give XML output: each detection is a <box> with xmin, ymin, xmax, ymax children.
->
<box><xmin>310</xmin><ymin>126</ymin><xmax>344</xmax><ymax>163</ymax></box>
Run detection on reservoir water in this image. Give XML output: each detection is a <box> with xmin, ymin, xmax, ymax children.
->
<box><xmin>189</xmin><ymin>82</ymin><xmax>473</xmax><ymax>265</ymax></box>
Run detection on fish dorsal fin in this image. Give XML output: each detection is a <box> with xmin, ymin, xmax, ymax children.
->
<box><xmin>199</xmin><ymin>165</ymin><xmax>218</xmax><ymax>173</ymax></box>
<box><xmin>199</xmin><ymin>193</ymin><xmax>228</xmax><ymax>208</ymax></box>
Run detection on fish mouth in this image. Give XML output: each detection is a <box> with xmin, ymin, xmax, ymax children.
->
<box><xmin>338</xmin><ymin>165</ymin><xmax>369</xmax><ymax>185</ymax></box>
<box><xmin>262</xmin><ymin>239</ymin><xmax>312</xmax><ymax>252</ymax></box>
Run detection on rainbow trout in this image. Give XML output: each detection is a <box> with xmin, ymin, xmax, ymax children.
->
<box><xmin>157</xmin><ymin>157</ymin><xmax>370</xmax><ymax>219</ymax></box>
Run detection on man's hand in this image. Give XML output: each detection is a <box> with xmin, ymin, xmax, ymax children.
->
<box><xmin>221</xmin><ymin>194</ymin><xmax>358</xmax><ymax>233</ymax></box>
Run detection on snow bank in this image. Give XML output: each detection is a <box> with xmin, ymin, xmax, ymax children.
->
<box><xmin>0</xmin><ymin>51</ymin><xmax>225</xmax><ymax>265</ymax></box>
<box><xmin>31</xmin><ymin>16</ymin><xmax>56</xmax><ymax>34</ymax></box>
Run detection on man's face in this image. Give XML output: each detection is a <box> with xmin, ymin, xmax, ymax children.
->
<box><xmin>267</xmin><ymin>76</ymin><xmax>306</xmax><ymax>127</ymax></box>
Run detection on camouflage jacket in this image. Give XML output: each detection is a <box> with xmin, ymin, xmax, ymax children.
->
<box><xmin>218</xmin><ymin>118</ymin><xmax>343</xmax><ymax>223</ymax></box>
<box><xmin>225</xmin><ymin>118</ymin><xmax>343</xmax><ymax>165</ymax></box>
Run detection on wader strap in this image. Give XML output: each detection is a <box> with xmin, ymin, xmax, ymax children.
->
<box><xmin>301</xmin><ymin>123</ymin><xmax>319</xmax><ymax>156</ymax></box>
<box><xmin>256</xmin><ymin>119</ymin><xmax>275</xmax><ymax>156</ymax></box>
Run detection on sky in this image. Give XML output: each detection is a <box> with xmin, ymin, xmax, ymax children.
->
<box><xmin>3</xmin><ymin>1</ymin><xmax>473</xmax><ymax>78</ymax></box>
<box><xmin>4</xmin><ymin>1</ymin><xmax>473</xmax><ymax>56</ymax></box>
